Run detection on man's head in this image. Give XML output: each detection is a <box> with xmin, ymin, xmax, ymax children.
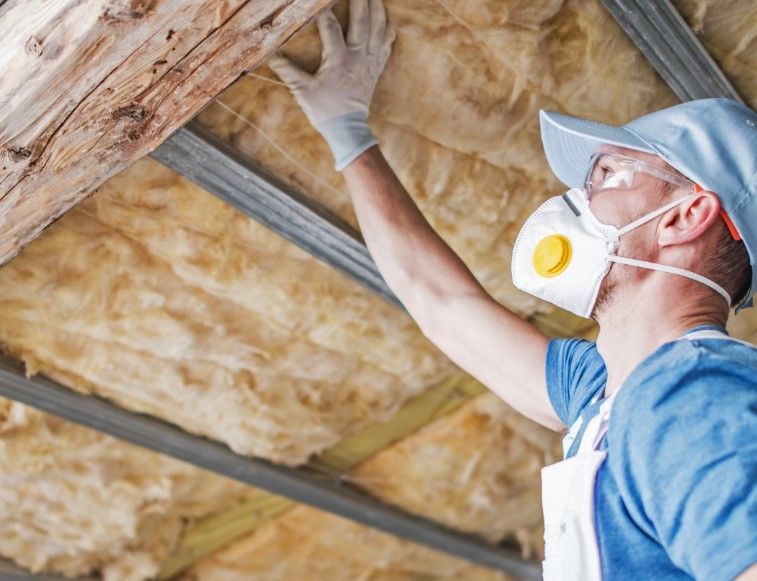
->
<box><xmin>586</xmin><ymin>145</ymin><xmax>751</xmax><ymax>315</ymax></box>
<box><xmin>538</xmin><ymin>99</ymin><xmax>756</xmax><ymax>317</ymax></box>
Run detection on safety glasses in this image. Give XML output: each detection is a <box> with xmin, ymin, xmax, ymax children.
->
<box><xmin>582</xmin><ymin>152</ymin><xmax>741</xmax><ymax>241</ymax></box>
<box><xmin>583</xmin><ymin>152</ymin><xmax>696</xmax><ymax>200</ymax></box>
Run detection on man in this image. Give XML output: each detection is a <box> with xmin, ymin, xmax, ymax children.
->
<box><xmin>269</xmin><ymin>0</ymin><xmax>757</xmax><ymax>578</ymax></box>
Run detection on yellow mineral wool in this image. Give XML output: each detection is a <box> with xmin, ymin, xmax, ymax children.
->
<box><xmin>0</xmin><ymin>398</ymin><xmax>251</xmax><ymax>580</ymax></box>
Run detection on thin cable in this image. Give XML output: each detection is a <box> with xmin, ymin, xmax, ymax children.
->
<box><xmin>244</xmin><ymin>71</ymin><xmax>288</xmax><ymax>87</ymax></box>
<box><xmin>212</xmin><ymin>98</ymin><xmax>349</xmax><ymax>201</ymax></box>
<box><xmin>430</xmin><ymin>0</ymin><xmax>475</xmax><ymax>35</ymax></box>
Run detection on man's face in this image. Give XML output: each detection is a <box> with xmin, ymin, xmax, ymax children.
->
<box><xmin>589</xmin><ymin>145</ymin><xmax>681</xmax><ymax>316</ymax></box>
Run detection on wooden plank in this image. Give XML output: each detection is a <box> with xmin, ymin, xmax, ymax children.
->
<box><xmin>158</xmin><ymin>493</ymin><xmax>295</xmax><ymax>579</ymax></box>
<box><xmin>311</xmin><ymin>373</ymin><xmax>486</xmax><ymax>474</ymax></box>
<box><xmin>0</xmin><ymin>0</ymin><xmax>334</xmax><ymax>266</ymax></box>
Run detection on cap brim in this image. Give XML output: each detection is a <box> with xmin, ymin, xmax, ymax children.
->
<box><xmin>540</xmin><ymin>110</ymin><xmax>656</xmax><ymax>189</ymax></box>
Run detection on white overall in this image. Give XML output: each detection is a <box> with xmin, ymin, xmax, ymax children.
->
<box><xmin>541</xmin><ymin>329</ymin><xmax>740</xmax><ymax>580</ymax></box>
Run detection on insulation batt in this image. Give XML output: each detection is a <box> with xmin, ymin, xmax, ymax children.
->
<box><xmin>0</xmin><ymin>0</ymin><xmax>754</xmax><ymax>578</ymax></box>
<box><xmin>346</xmin><ymin>391</ymin><xmax>561</xmax><ymax>559</ymax></box>
<box><xmin>199</xmin><ymin>0</ymin><xmax>679</xmax><ymax>322</ymax></box>
<box><xmin>0</xmin><ymin>397</ymin><xmax>252</xmax><ymax>579</ymax></box>
<box><xmin>0</xmin><ymin>158</ymin><xmax>455</xmax><ymax>465</ymax></box>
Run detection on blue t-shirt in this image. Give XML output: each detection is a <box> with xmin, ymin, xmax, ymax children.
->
<box><xmin>545</xmin><ymin>325</ymin><xmax>757</xmax><ymax>580</ymax></box>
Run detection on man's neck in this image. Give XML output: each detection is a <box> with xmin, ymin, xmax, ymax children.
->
<box><xmin>595</xmin><ymin>278</ymin><xmax>728</xmax><ymax>397</ymax></box>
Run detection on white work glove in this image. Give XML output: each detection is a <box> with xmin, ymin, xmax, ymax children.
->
<box><xmin>268</xmin><ymin>0</ymin><xmax>395</xmax><ymax>171</ymax></box>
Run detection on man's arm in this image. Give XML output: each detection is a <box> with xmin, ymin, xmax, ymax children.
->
<box><xmin>269</xmin><ymin>0</ymin><xmax>562</xmax><ymax>431</ymax></box>
<box><xmin>342</xmin><ymin>147</ymin><xmax>561</xmax><ymax>430</ymax></box>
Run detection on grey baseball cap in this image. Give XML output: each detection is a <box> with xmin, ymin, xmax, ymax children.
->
<box><xmin>539</xmin><ymin>98</ymin><xmax>757</xmax><ymax>311</ymax></box>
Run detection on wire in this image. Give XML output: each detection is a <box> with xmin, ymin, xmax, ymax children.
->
<box><xmin>206</xmin><ymin>0</ymin><xmax>479</xmax><ymax>205</ymax></box>
<box><xmin>211</xmin><ymin>97</ymin><xmax>349</xmax><ymax>201</ymax></box>
<box><xmin>430</xmin><ymin>0</ymin><xmax>475</xmax><ymax>35</ymax></box>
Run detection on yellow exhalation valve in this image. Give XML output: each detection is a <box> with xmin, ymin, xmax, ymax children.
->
<box><xmin>533</xmin><ymin>234</ymin><xmax>572</xmax><ymax>278</ymax></box>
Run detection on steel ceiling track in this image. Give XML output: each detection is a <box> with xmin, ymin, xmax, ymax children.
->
<box><xmin>601</xmin><ymin>0</ymin><xmax>743</xmax><ymax>102</ymax></box>
<box><xmin>152</xmin><ymin>122</ymin><xmax>402</xmax><ymax>309</ymax></box>
<box><xmin>0</xmin><ymin>356</ymin><xmax>540</xmax><ymax>579</ymax></box>
<box><xmin>0</xmin><ymin>559</ymin><xmax>92</xmax><ymax>581</ymax></box>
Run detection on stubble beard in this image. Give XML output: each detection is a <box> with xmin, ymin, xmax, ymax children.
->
<box><xmin>591</xmin><ymin>267</ymin><xmax>618</xmax><ymax>321</ymax></box>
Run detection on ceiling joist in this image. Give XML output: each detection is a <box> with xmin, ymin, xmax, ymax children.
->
<box><xmin>0</xmin><ymin>0</ymin><xmax>334</xmax><ymax>267</ymax></box>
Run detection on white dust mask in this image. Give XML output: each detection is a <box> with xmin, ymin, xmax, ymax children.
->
<box><xmin>511</xmin><ymin>188</ymin><xmax>731</xmax><ymax>318</ymax></box>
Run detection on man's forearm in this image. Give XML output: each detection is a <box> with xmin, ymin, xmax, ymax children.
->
<box><xmin>342</xmin><ymin>146</ymin><xmax>485</xmax><ymax>318</ymax></box>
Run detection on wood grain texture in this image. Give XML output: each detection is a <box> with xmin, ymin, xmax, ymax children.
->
<box><xmin>0</xmin><ymin>0</ymin><xmax>333</xmax><ymax>265</ymax></box>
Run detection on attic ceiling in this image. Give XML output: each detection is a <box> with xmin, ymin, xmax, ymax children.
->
<box><xmin>0</xmin><ymin>0</ymin><xmax>754</xmax><ymax>579</ymax></box>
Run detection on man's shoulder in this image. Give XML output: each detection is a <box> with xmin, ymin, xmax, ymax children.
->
<box><xmin>633</xmin><ymin>333</ymin><xmax>756</xmax><ymax>382</ymax></box>
<box><xmin>614</xmin><ymin>335</ymin><xmax>757</xmax><ymax>426</ymax></box>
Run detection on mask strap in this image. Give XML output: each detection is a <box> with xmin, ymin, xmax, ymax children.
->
<box><xmin>607</xmin><ymin>255</ymin><xmax>732</xmax><ymax>306</ymax></box>
<box><xmin>613</xmin><ymin>194</ymin><xmax>696</xmax><ymax>239</ymax></box>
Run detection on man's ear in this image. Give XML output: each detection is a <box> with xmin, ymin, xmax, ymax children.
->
<box><xmin>657</xmin><ymin>191</ymin><xmax>721</xmax><ymax>247</ymax></box>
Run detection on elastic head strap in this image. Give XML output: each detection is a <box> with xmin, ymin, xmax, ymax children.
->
<box><xmin>607</xmin><ymin>255</ymin><xmax>732</xmax><ymax>306</ymax></box>
<box><xmin>614</xmin><ymin>193</ymin><xmax>696</xmax><ymax>239</ymax></box>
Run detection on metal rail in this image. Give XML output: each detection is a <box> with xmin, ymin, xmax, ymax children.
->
<box><xmin>151</xmin><ymin>122</ymin><xmax>402</xmax><ymax>308</ymax></box>
<box><xmin>0</xmin><ymin>559</ymin><xmax>93</xmax><ymax>581</ymax></box>
<box><xmin>0</xmin><ymin>356</ymin><xmax>540</xmax><ymax>579</ymax></box>
<box><xmin>601</xmin><ymin>0</ymin><xmax>743</xmax><ymax>102</ymax></box>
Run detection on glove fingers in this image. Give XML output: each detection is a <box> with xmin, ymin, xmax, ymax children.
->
<box><xmin>268</xmin><ymin>54</ymin><xmax>311</xmax><ymax>88</ymax></box>
<box><xmin>317</xmin><ymin>9</ymin><xmax>346</xmax><ymax>64</ymax></box>
<box><xmin>347</xmin><ymin>0</ymin><xmax>370</xmax><ymax>47</ymax></box>
<box><xmin>368</xmin><ymin>0</ymin><xmax>390</xmax><ymax>53</ymax></box>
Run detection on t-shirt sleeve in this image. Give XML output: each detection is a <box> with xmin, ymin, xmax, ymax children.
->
<box><xmin>545</xmin><ymin>337</ymin><xmax>607</xmax><ymax>427</ymax></box>
<box><xmin>609</xmin><ymin>343</ymin><xmax>757</xmax><ymax>580</ymax></box>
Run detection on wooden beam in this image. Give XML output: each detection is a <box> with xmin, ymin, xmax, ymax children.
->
<box><xmin>0</xmin><ymin>0</ymin><xmax>334</xmax><ymax>266</ymax></box>
<box><xmin>158</xmin><ymin>493</ymin><xmax>294</xmax><ymax>579</ymax></box>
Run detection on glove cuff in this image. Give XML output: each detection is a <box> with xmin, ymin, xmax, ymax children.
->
<box><xmin>316</xmin><ymin>111</ymin><xmax>379</xmax><ymax>171</ymax></box>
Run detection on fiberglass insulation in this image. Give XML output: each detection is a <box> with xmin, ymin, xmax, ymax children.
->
<box><xmin>0</xmin><ymin>397</ymin><xmax>251</xmax><ymax>579</ymax></box>
<box><xmin>0</xmin><ymin>158</ymin><xmax>455</xmax><ymax>465</ymax></box>
<box><xmin>0</xmin><ymin>0</ymin><xmax>755</xmax><ymax>577</ymax></box>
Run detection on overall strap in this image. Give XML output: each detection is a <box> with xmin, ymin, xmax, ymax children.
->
<box><xmin>575</xmin><ymin>390</ymin><xmax>620</xmax><ymax>455</ymax></box>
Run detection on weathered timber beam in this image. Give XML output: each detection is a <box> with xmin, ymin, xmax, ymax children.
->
<box><xmin>0</xmin><ymin>0</ymin><xmax>335</xmax><ymax>266</ymax></box>
<box><xmin>601</xmin><ymin>0</ymin><xmax>743</xmax><ymax>102</ymax></box>
<box><xmin>0</xmin><ymin>356</ymin><xmax>540</xmax><ymax>579</ymax></box>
